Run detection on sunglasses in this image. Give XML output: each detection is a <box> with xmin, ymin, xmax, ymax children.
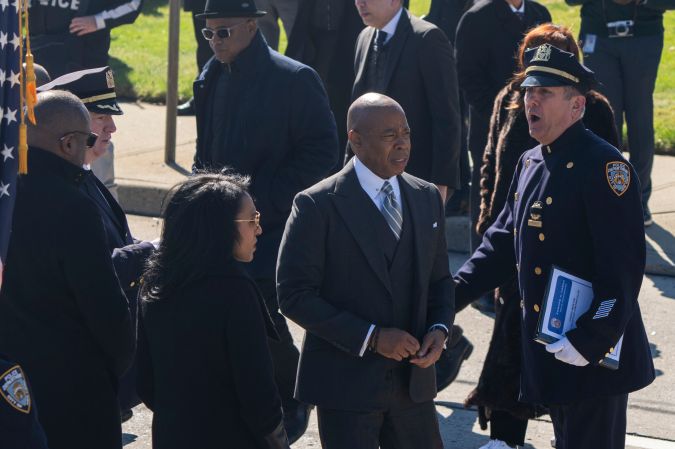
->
<box><xmin>60</xmin><ymin>131</ymin><xmax>99</xmax><ymax>148</ymax></box>
<box><xmin>201</xmin><ymin>21</ymin><xmax>249</xmax><ymax>40</ymax></box>
<box><xmin>234</xmin><ymin>211</ymin><xmax>261</xmax><ymax>227</ymax></box>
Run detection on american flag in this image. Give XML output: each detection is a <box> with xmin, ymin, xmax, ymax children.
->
<box><xmin>0</xmin><ymin>0</ymin><xmax>21</xmax><ymax>287</ymax></box>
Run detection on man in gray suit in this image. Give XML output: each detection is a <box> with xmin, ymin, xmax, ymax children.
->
<box><xmin>277</xmin><ymin>93</ymin><xmax>454</xmax><ymax>449</ymax></box>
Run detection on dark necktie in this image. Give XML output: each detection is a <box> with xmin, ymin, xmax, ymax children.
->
<box><xmin>374</xmin><ymin>30</ymin><xmax>388</xmax><ymax>53</ymax></box>
<box><xmin>514</xmin><ymin>11</ymin><xmax>524</xmax><ymax>21</ymax></box>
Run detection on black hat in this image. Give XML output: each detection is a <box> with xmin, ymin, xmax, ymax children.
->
<box><xmin>38</xmin><ymin>66</ymin><xmax>123</xmax><ymax>115</ymax></box>
<box><xmin>196</xmin><ymin>0</ymin><xmax>266</xmax><ymax>19</ymax></box>
<box><xmin>521</xmin><ymin>44</ymin><xmax>597</xmax><ymax>92</ymax></box>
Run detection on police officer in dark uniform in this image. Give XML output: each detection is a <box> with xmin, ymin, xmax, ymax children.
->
<box><xmin>0</xmin><ymin>355</ymin><xmax>49</xmax><ymax>449</ymax></box>
<box><xmin>454</xmin><ymin>44</ymin><xmax>655</xmax><ymax>449</ymax></box>
<box><xmin>38</xmin><ymin>68</ymin><xmax>157</xmax><ymax>421</ymax></box>
<box><xmin>29</xmin><ymin>0</ymin><xmax>143</xmax><ymax>78</ymax></box>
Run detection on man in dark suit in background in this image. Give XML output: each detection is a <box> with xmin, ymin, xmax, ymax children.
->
<box><xmin>286</xmin><ymin>0</ymin><xmax>364</xmax><ymax>157</ymax></box>
<box><xmin>277</xmin><ymin>93</ymin><xmax>454</xmax><ymax>449</ymax></box>
<box><xmin>350</xmin><ymin>0</ymin><xmax>462</xmax><ymax>204</ymax></box>
<box><xmin>192</xmin><ymin>0</ymin><xmax>338</xmax><ymax>440</ymax></box>
<box><xmin>0</xmin><ymin>91</ymin><xmax>134</xmax><ymax>449</ymax></box>
<box><xmin>455</xmin><ymin>0</ymin><xmax>550</xmax><ymax>257</ymax></box>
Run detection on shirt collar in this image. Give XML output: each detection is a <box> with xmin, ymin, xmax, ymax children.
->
<box><xmin>541</xmin><ymin>119</ymin><xmax>586</xmax><ymax>157</ymax></box>
<box><xmin>379</xmin><ymin>7</ymin><xmax>403</xmax><ymax>44</ymax></box>
<box><xmin>507</xmin><ymin>0</ymin><xmax>525</xmax><ymax>13</ymax></box>
<box><xmin>353</xmin><ymin>157</ymin><xmax>401</xmax><ymax>203</ymax></box>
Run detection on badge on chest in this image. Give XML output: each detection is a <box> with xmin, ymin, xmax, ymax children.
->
<box><xmin>528</xmin><ymin>201</ymin><xmax>543</xmax><ymax>228</ymax></box>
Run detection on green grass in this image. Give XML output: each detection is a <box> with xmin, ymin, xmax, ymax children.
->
<box><xmin>109</xmin><ymin>0</ymin><xmax>675</xmax><ymax>152</ymax></box>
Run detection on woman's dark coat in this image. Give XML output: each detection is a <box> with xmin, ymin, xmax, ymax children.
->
<box><xmin>464</xmin><ymin>84</ymin><xmax>619</xmax><ymax>424</ymax></box>
<box><xmin>137</xmin><ymin>264</ymin><xmax>282</xmax><ymax>449</ymax></box>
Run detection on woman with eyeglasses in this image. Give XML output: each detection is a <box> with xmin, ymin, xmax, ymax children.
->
<box><xmin>137</xmin><ymin>171</ymin><xmax>290</xmax><ymax>449</ymax></box>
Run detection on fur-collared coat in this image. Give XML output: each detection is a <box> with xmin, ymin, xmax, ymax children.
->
<box><xmin>466</xmin><ymin>83</ymin><xmax>618</xmax><ymax>424</ymax></box>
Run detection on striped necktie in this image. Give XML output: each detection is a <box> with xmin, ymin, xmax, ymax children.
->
<box><xmin>381</xmin><ymin>180</ymin><xmax>403</xmax><ymax>240</ymax></box>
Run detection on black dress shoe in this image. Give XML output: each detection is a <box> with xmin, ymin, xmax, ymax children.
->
<box><xmin>120</xmin><ymin>408</ymin><xmax>133</xmax><ymax>423</ymax></box>
<box><xmin>283</xmin><ymin>400</ymin><xmax>313</xmax><ymax>444</ymax></box>
<box><xmin>471</xmin><ymin>294</ymin><xmax>496</xmax><ymax>318</ymax></box>
<box><xmin>435</xmin><ymin>335</ymin><xmax>474</xmax><ymax>392</ymax></box>
<box><xmin>176</xmin><ymin>98</ymin><xmax>195</xmax><ymax>116</ymax></box>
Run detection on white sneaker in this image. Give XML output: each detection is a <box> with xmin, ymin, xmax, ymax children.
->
<box><xmin>478</xmin><ymin>440</ymin><xmax>517</xmax><ymax>449</ymax></box>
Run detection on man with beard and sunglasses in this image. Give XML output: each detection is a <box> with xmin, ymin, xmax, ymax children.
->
<box><xmin>192</xmin><ymin>0</ymin><xmax>338</xmax><ymax>442</ymax></box>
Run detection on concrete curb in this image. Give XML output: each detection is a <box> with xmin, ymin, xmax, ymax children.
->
<box><xmin>118</xmin><ymin>182</ymin><xmax>675</xmax><ymax>278</ymax></box>
<box><xmin>118</xmin><ymin>180</ymin><xmax>173</xmax><ymax>217</ymax></box>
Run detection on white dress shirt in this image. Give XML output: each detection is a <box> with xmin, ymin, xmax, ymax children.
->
<box><xmin>378</xmin><ymin>7</ymin><xmax>404</xmax><ymax>45</ymax></box>
<box><xmin>507</xmin><ymin>0</ymin><xmax>525</xmax><ymax>14</ymax></box>
<box><xmin>353</xmin><ymin>156</ymin><xmax>403</xmax><ymax>218</ymax></box>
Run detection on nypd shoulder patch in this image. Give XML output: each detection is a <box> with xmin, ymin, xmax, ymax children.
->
<box><xmin>606</xmin><ymin>161</ymin><xmax>630</xmax><ymax>197</ymax></box>
<box><xmin>1</xmin><ymin>365</ymin><xmax>31</xmax><ymax>414</ymax></box>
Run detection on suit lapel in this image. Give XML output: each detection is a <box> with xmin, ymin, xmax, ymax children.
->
<box><xmin>381</xmin><ymin>10</ymin><xmax>412</xmax><ymax>92</ymax></box>
<box><xmin>494</xmin><ymin>0</ymin><xmax>527</xmax><ymax>36</ymax></box>
<box><xmin>398</xmin><ymin>173</ymin><xmax>432</xmax><ymax>322</ymax></box>
<box><xmin>330</xmin><ymin>164</ymin><xmax>393</xmax><ymax>295</ymax></box>
<box><xmin>352</xmin><ymin>27</ymin><xmax>376</xmax><ymax>99</ymax></box>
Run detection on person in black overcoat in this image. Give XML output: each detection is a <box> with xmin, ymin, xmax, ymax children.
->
<box><xmin>459</xmin><ymin>24</ymin><xmax>619</xmax><ymax>449</ymax></box>
<box><xmin>137</xmin><ymin>173</ymin><xmax>289</xmax><ymax>449</ymax></box>
<box><xmin>286</xmin><ymin>0</ymin><xmax>364</xmax><ymax>155</ymax></box>
<box><xmin>192</xmin><ymin>0</ymin><xmax>338</xmax><ymax>439</ymax></box>
<box><xmin>350</xmin><ymin>0</ymin><xmax>462</xmax><ymax>201</ymax></box>
<box><xmin>38</xmin><ymin>66</ymin><xmax>157</xmax><ymax>417</ymax></box>
<box><xmin>0</xmin><ymin>91</ymin><xmax>135</xmax><ymax>449</ymax></box>
<box><xmin>455</xmin><ymin>0</ymin><xmax>550</xmax><ymax>255</ymax></box>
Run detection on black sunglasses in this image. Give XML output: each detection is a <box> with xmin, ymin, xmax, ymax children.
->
<box><xmin>201</xmin><ymin>21</ymin><xmax>249</xmax><ymax>40</ymax></box>
<box><xmin>60</xmin><ymin>131</ymin><xmax>99</xmax><ymax>148</ymax></box>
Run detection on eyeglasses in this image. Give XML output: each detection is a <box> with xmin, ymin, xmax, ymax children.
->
<box><xmin>60</xmin><ymin>131</ymin><xmax>99</xmax><ymax>148</ymax></box>
<box><xmin>201</xmin><ymin>21</ymin><xmax>249</xmax><ymax>40</ymax></box>
<box><xmin>234</xmin><ymin>211</ymin><xmax>261</xmax><ymax>227</ymax></box>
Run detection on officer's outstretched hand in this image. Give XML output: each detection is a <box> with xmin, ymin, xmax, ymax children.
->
<box><xmin>376</xmin><ymin>328</ymin><xmax>420</xmax><ymax>362</ymax></box>
<box><xmin>546</xmin><ymin>337</ymin><xmax>589</xmax><ymax>367</ymax></box>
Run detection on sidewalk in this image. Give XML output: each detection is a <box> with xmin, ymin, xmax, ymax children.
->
<box><xmin>113</xmin><ymin>101</ymin><xmax>675</xmax><ymax>276</ymax></box>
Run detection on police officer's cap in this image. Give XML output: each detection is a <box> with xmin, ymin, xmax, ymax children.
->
<box><xmin>196</xmin><ymin>0</ymin><xmax>266</xmax><ymax>19</ymax></box>
<box><xmin>38</xmin><ymin>66</ymin><xmax>123</xmax><ymax>115</ymax></box>
<box><xmin>521</xmin><ymin>44</ymin><xmax>597</xmax><ymax>92</ymax></box>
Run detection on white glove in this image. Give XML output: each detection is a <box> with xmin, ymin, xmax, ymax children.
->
<box><xmin>545</xmin><ymin>337</ymin><xmax>589</xmax><ymax>366</ymax></box>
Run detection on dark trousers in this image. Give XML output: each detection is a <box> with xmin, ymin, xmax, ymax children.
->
<box><xmin>583</xmin><ymin>34</ymin><xmax>664</xmax><ymax>210</ymax></box>
<box><xmin>255</xmin><ymin>278</ymin><xmax>301</xmax><ymax>405</ymax></box>
<box><xmin>548</xmin><ymin>393</ymin><xmax>628</xmax><ymax>449</ymax></box>
<box><xmin>317</xmin><ymin>368</ymin><xmax>443</xmax><ymax>449</ymax></box>
<box><xmin>490</xmin><ymin>410</ymin><xmax>528</xmax><ymax>447</ymax></box>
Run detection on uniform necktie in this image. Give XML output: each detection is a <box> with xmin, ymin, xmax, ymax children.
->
<box><xmin>381</xmin><ymin>180</ymin><xmax>402</xmax><ymax>240</ymax></box>
<box><xmin>514</xmin><ymin>11</ymin><xmax>524</xmax><ymax>21</ymax></box>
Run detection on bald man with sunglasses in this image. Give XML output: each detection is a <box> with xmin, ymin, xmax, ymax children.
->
<box><xmin>0</xmin><ymin>90</ymin><xmax>135</xmax><ymax>449</ymax></box>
